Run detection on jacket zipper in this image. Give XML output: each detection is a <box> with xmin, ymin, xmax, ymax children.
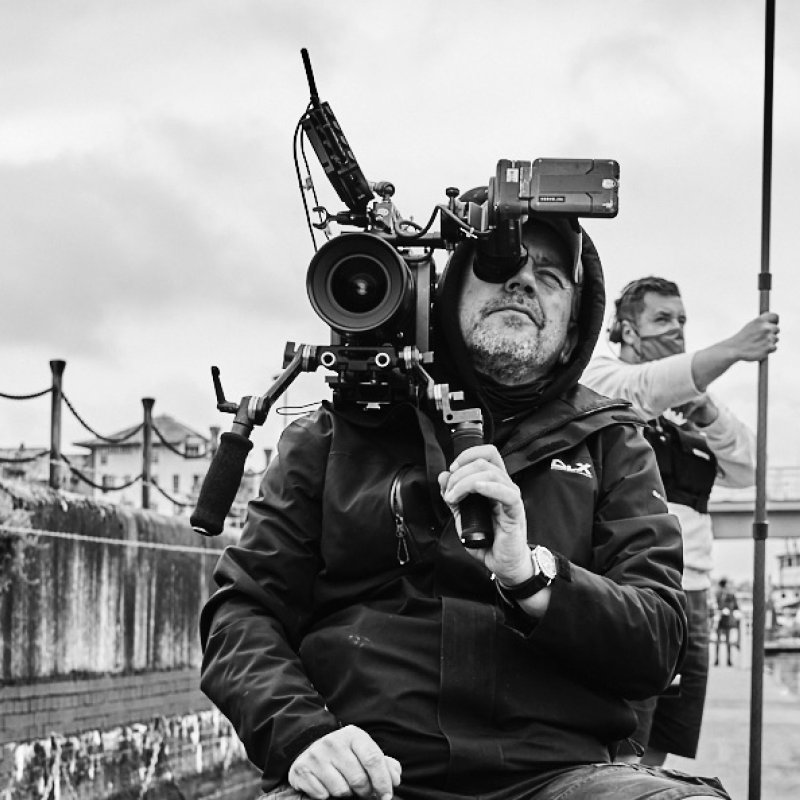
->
<box><xmin>390</xmin><ymin>468</ymin><xmax>413</xmax><ymax>566</ymax></box>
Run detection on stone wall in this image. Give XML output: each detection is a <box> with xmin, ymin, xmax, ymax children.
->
<box><xmin>0</xmin><ymin>479</ymin><xmax>259</xmax><ymax>799</ymax></box>
<box><xmin>0</xmin><ymin>479</ymin><xmax>228</xmax><ymax>682</ymax></box>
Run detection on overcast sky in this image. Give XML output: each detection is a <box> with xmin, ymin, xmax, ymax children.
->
<box><xmin>1</xmin><ymin>1</ymin><xmax>798</xmax><ymax>578</ymax></box>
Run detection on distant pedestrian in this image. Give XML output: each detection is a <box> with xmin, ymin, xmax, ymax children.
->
<box><xmin>714</xmin><ymin>578</ymin><xmax>739</xmax><ymax>667</ymax></box>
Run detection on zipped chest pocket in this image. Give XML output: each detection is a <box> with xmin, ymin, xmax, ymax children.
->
<box><xmin>390</xmin><ymin>467</ymin><xmax>414</xmax><ymax>566</ymax></box>
<box><xmin>388</xmin><ymin>465</ymin><xmax>441</xmax><ymax>567</ymax></box>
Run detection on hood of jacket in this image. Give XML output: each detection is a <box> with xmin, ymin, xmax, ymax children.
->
<box><xmin>430</xmin><ymin>218</ymin><xmax>606</xmax><ymax>435</ymax></box>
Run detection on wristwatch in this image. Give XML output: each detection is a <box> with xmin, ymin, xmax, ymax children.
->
<box><xmin>498</xmin><ymin>545</ymin><xmax>558</xmax><ymax>601</ymax></box>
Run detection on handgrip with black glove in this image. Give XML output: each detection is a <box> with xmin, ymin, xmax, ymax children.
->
<box><xmin>450</xmin><ymin>422</ymin><xmax>494</xmax><ymax>549</ymax></box>
<box><xmin>190</xmin><ymin>431</ymin><xmax>254</xmax><ymax>536</ymax></box>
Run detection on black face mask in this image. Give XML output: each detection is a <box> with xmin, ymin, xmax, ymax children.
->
<box><xmin>633</xmin><ymin>326</ymin><xmax>686</xmax><ymax>361</ymax></box>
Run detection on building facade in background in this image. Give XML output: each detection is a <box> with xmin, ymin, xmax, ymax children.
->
<box><xmin>772</xmin><ymin>548</ymin><xmax>800</xmax><ymax>631</ymax></box>
<box><xmin>73</xmin><ymin>414</ymin><xmax>262</xmax><ymax>526</ymax></box>
<box><xmin>75</xmin><ymin>414</ymin><xmax>212</xmax><ymax>516</ymax></box>
<box><xmin>0</xmin><ymin>446</ymin><xmax>92</xmax><ymax>496</ymax></box>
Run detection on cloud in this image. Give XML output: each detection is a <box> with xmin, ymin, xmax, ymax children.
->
<box><xmin>1</xmin><ymin>0</ymin><xmax>799</xmax><ymax>468</ymax></box>
<box><xmin>0</xmin><ymin>118</ymin><xmax>319</xmax><ymax>348</ymax></box>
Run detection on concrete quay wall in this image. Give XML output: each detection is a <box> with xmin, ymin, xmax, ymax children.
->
<box><xmin>0</xmin><ymin>479</ymin><xmax>228</xmax><ymax>682</ymax></box>
<box><xmin>0</xmin><ymin>479</ymin><xmax>260</xmax><ymax>799</ymax></box>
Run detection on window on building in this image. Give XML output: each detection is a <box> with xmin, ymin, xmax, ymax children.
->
<box><xmin>173</xmin><ymin>474</ymin><xmax>180</xmax><ymax>493</ymax></box>
<box><xmin>100</xmin><ymin>451</ymin><xmax>108</xmax><ymax>465</ymax></box>
<box><xmin>102</xmin><ymin>475</ymin><xmax>114</xmax><ymax>492</ymax></box>
<box><xmin>192</xmin><ymin>474</ymin><xmax>201</xmax><ymax>493</ymax></box>
<box><xmin>185</xmin><ymin>442</ymin><xmax>201</xmax><ymax>457</ymax></box>
<box><xmin>152</xmin><ymin>447</ymin><xmax>159</xmax><ymax>464</ymax></box>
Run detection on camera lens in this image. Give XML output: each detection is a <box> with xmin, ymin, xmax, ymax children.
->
<box><xmin>307</xmin><ymin>233</ymin><xmax>413</xmax><ymax>337</ymax></box>
<box><xmin>330</xmin><ymin>257</ymin><xmax>389</xmax><ymax>314</ymax></box>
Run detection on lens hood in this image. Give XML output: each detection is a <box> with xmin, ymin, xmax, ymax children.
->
<box><xmin>307</xmin><ymin>232</ymin><xmax>414</xmax><ymax>337</ymax></box>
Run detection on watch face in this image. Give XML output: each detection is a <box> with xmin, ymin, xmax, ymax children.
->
<box><xmin>535</xmin><ymin>546</ymin><xmax>557</xmax><ymax>579</ymax></box>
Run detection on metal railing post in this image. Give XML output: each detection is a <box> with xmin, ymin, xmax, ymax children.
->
<box><xmin>142</xmin><ymin>398</ymin><xmax>155</xmax><ymax>509</ymax></box>
<box><xmin>49</xmin><ymin>360</ymin><xmax>66</xmax><ymax>490</ymax></box>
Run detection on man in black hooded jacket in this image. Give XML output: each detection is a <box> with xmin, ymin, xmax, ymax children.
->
<box><xmin>200</xmin><ymin>217</ymin><xmax>730</xmax><ymax>799</ymax></box>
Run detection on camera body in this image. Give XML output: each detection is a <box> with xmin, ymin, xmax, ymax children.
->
<box><xmin>302</xmin><ymin>156</ymin><xmax>619</xmax><ymax>408</ymax></box>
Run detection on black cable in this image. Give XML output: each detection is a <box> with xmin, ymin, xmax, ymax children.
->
<box><xmin>396</xmin><ymin>204</ymin><xmax>491</xmax><ymax>242</ymax></box>
<box><xmin>393</xmin><ymin>206</ymin><xmax>440</xmax><ymax>239</ymax></box>
<box><xmin>150</xmin><ymin>424</ymin><xmax>208</xmax><ymax>459</ymax></box>
<box><xmin>276</xmin><ymin>402</ymin><xmax>320</xmax><ymax>417</ymax></box>
<box><xmin>294</xmin><ymin>107</ymin><xmax>318</xmax><ymax>252</ymax></box>
<box><xmin>62</xmin><ymin>393</ymin><xmax>145</xmax><ymax>443</ymax></box>
<box><xmin>0</xmin><ymin>387</ymin><xmax>52</xmax><ymax>400</ymax></box>
<box><xmin>60</xmin><ymin>454</ymin><xmax>143</xmax><ymax>491</ymax></box>
<box><xmin>396</xmin><ymin>218</ymin><xmax>423</xmax><ymax>232</ymax></box>
<box><xmin>0</xmin><ymin>449</ymin><xmax>49</xmax><ymax>464</ymax></box>
<box><xmin>299</xmin><ymin>133</ymin><xmax>330</xmax><ymax>242</ymax></box>
<box><xmin>149</xmin><ymin>478</ymin><xmax>191</xmax><ymax>508</ymax></box>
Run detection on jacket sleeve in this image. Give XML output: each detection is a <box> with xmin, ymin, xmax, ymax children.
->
<box><xmin>702</xmin><ymin>397</ymin><xmax>756</xmax><ymax>488</ymax></box>
<box><xmin>199</xmin><ymin>411</ymin><xmax>340</xmax><ymax>788</ymax></box>
<box><xmin>582</xmin><ymin>352</ymin><xmax>701</xmax><ymax>420</ymax></box>
<box><xmin>527</xmin><ymin>423</ymin><xmax>688</xmax><ymax>700</ymax></box>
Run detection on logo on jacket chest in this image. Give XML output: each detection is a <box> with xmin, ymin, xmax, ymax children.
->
<box><xmin>550</xmin><ymin>458</ymin><xmax>593</xmax><ymax>478</ymax></box>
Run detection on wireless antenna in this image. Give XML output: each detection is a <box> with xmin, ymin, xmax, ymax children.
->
<box><xmin>299</xmin><ymin>49</ymin><xmax>374</xmax><ymax>213</ymax></box>
<box><xmin>301</xmin><ymin>48</ymin><xmax>320</xmax><ymax>107</ymax></box>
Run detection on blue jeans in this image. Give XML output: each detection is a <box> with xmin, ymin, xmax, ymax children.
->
<box><xmin>258</xmin><ymin>763</ymin><xmax>730</xmax><ymax>799</ymax></box>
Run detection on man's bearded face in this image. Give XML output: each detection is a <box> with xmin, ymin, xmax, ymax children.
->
<box><xmin>458</xmin><ymin>225</ymin><xmax>577</xmax><ymax>386</ymax></box>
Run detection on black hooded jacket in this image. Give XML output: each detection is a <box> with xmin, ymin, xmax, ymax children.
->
<box><xmin>199</xmin><ymin>225</ymin><xmax>687</xmax><ymax>797</ymax></box>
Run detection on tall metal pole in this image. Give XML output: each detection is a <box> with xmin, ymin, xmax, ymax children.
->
<box><xmin>748</xmin><ymin>1</ymin><xmax>775</xmax><ymax>798</ymax></box>
<box><xmin>49</xmin><ymin>360</ymin><xmax>66</xmax><ymax>490</ymax></box>
<box><xmin>142</xmin><ymin>398</ymin><xmax>155</xmax><ymax>510</ymax></box>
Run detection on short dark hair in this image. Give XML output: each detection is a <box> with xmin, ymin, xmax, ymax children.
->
<box><xmin>615</xmin><ymin>276</ymin><xmax>680</xmax><ymax>325</ymax></box>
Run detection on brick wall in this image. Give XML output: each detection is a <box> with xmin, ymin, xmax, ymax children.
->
<box><xmin>1</xmin><ymin>668</ymin><xmax>211</xmax><ymax>746</ymax></box>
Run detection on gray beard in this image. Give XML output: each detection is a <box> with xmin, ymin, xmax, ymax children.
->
<box><xmin>465</xmin><ymin>322</ymin><xmax>556</xmax><ymax>385</ymax></box>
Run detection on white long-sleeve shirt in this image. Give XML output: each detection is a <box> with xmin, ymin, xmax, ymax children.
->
<box><xmin>582</xmin><ymin>352</ymin><xmax>755</xmax><ymax>590</ymax></box>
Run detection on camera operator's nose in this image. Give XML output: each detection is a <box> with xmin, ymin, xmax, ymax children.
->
<box><xmin>503</xmin><ymin>259</ymin><xmax>537</xmax><ymax>296</ymax></box>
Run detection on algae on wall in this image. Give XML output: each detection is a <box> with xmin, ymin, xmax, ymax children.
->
<box><xmin>0</xmin><ymin>478</ymin><xmax>227</xmax><ymax>682</ymax></box>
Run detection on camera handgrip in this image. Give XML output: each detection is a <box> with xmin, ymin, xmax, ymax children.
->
<box><xmin>451</xmin><ymin>424</ymin><xmax>494</xmax><ymax>549</ymax></box>
<box><xmin>190</xmin><ymin>432</ymin><xmax>254</xmax><ymax>536</ymax></box>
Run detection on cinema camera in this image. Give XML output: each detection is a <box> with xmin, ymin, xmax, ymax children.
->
<box><xmin>190</xmin><ymin>48</ymin><xmax>619</xmax><ymax>544</ymax></box>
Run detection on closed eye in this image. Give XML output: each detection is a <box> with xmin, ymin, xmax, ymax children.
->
<box><xmin>536</xmin><ymin>268</ymin><xmax>567</xmax><ymax>289</ymax></box>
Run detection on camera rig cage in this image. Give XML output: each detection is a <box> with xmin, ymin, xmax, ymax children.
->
<box><xmin>190</xmin><ymin>48</ymin><xmax>620</xmax><ymax>543</ymax></box>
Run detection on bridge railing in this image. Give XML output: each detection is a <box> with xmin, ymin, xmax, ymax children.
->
<box><xmin>711</xmin><ymin>466</ymin><xmax>800</xmax><ymax>503</ymax></box>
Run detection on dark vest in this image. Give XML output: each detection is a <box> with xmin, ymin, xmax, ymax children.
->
<box><xmin>643</xmin><ymin>416</ymin><xmax>717</xmax><ymax>513</ymax></box>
